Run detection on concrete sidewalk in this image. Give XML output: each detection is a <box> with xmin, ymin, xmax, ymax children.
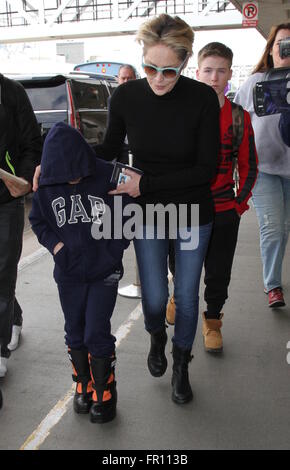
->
<box><xmin>0</xmin><ymin>206</ymin><xmax>290</xmax><ymax>450</ymax></box>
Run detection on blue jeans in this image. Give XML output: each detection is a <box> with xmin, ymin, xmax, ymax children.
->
<box><xmin>134</xmin><ymin>223</ymin><xmax>212</xmax><ymax>350</ymax></box>
<box><xmin>251</xmin><ymin>172</ymin><xmax>290</xmax><ymax>292</ymax></box>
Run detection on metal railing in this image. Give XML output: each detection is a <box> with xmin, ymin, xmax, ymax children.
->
<box><xmin>0</xmin><ymin>0</ymin><xmax>235</xmax><ymax>27</ymax></box>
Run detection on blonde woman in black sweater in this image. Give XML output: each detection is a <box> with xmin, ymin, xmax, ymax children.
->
<box><xmin>99</xmin><ymin>14</ymin><xmax>220</xmax><ymax>404</ymax></box>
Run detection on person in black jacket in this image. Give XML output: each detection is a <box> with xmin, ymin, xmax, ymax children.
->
<box><xmin>29</xmin><ymin>122</ymin><xmax>130</xmax><ymax>423</ymax></box>
<box><xmin>0</xmin><ymin>75</ymin><xmax>42</xmax><ymax>378</ymax></box>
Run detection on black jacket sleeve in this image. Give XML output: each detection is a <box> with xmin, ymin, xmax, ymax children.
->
<box><xmin>14</xmin><ymin>81</ymin><xmax>42</xmax><ymax>184</ymax></box>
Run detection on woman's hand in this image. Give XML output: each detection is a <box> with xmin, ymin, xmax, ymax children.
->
<box><xmin>33</xmin><ymin>165</ymin><xmax>41</xmax><ymax>192</ymax></box>
<box><xmin>109</xmin><ymin>169</ymin><xmax>141</xmax><ymax>198</ymax></box>
<box><xmin>2</xmin><ymin>178</ymin><xmax>31</xmax><ymax>198</ymax></box>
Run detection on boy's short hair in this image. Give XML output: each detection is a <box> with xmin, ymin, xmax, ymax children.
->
<box><xmin>198</xmin><ymin>42</ymin><xmax>233</xmax><ymax>67</ymax></box>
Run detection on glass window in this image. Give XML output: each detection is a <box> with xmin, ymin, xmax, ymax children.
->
<box><xmin>71</xmin><ymin>80</ymin><xmax>107</xmax><ymax>110</ymax></box>
<box><xmin>24</xmin><ymin>84</ymin><xmax>67</xmax><ymax>111</ymax></box>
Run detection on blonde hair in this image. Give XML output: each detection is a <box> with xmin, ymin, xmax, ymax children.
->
<box><xmin>136</xmin><ymin>14</ymin><xmax>194</xmax><ymax>60</ymax></box>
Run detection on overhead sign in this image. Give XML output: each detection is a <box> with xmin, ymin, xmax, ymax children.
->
<box><xmin>242</xmin><ymin>2</ymin><xmax>258</xmax><ymax>27</ymax></box>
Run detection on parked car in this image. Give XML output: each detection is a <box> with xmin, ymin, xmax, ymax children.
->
<box><xmin>74</xmin><ymin>60</ymin><xmax>139</xmax><ymax>78</ymax></box>
<box><xmin>9</xmin><ymin>72</ymin><xmax>118</xmax><ymax>145</ymax></box>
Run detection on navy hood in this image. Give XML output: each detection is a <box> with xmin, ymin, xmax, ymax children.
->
<box><xmin>39</xmin><ymin>122</ymin><xmax>96</xmax><ymax>186</ymax></box>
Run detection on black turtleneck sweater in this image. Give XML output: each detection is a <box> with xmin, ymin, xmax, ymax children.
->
<box><xmin>95</xmin><ymin>76</ymin><xmax>220</xmax><ymax>225</ymax></box>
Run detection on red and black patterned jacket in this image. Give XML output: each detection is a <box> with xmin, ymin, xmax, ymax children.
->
<box><xmin>211</xmin><ymin>96</ymin><xmax>258</xmax><ymax>215</ymax></box>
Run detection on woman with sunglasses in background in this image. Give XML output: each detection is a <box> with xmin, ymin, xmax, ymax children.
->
<box><xmin>94</xmin><ymin>13</ymin><xmax>220</xmax><ymax>404</ymax></box>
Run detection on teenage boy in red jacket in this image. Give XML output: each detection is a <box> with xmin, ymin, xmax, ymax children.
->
<box><xmin>167</xmin><ymin>42</ymin><xmax>258</xmax><ymax>353</ymax></box>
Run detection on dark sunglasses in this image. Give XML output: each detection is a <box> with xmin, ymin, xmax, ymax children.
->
<box><xmin>142</xmin><ymin>54</ymin><xmax>189</xmax><ymax>80</ymax></box>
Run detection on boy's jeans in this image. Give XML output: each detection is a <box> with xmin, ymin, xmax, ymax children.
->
<box><xmin>134</xmin><ymin>223</ymin><xmax>212</xmax><ymax>350</ymax></box>
<box><xmin>251</xmin><ymin>172</ymin><xmax>290</xmax><ymax>292</ymax></box>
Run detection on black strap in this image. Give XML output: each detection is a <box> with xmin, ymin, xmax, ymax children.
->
<box><xmin>231</xmin><ymin>101</ymin><xmax>244</xmax><ymax>192</ymax></box>
<box><xmin>231</xmin><ymin>101</ymin><xmax>244</xmax><ymax>155</ymax></box>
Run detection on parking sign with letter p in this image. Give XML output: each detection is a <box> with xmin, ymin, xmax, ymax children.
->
<box><xmin>242</xmin><ymin>1</ymin><xmax>258</xmax><ymax>28</ymax></box>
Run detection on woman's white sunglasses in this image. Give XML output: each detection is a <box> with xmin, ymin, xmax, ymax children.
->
<box><xmin>142</xmin><ymin>54</ymin><xmax>189</xmax><ymax>80</ymax></box>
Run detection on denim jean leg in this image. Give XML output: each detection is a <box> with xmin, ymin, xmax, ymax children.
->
<box><xmin>134</xmin><ymin>232</ymin><xmax>169</xmax><ymax>333</ymax></box>
<box><xmin>173</xmin><ymin>222</ymin><xmax>212</xmax><ymax>350</ymax></box>
<box><xmin>252</xmin><ymin>173</ymin><xmax>289</xmax><ymax>291</ymax></box>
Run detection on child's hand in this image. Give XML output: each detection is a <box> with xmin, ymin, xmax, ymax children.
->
<box><xmin>53</xmin><ymin>242</ymin><xmax>64</xmax><ymax>255</ymax></box>
<box><xmin>33</xmin><ymin>165</ymin><xmax>41</xmax><ymax>192</ymax></box>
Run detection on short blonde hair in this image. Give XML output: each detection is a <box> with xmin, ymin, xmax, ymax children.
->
<box><xmin>136</xmin><ymin>14</ymin><xmax>194</xmax><ymax>60</ymax></box>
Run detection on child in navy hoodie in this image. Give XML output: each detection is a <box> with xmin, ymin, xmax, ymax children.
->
<box><xmin>29</xmin><ymin>122</ymin><xmax>130</xmax><ymax>424</ymax></box>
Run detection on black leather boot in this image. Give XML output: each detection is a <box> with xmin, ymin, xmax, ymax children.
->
<box><xmin>89</xmin><ymin>354</ymin><xmax>117</xmax><ymax>424</ymax></box>
<box><xmin>171</xmin><ymin>344</ymin><xmax>193</xmax><ymax>404</ymax></box>
<box><xmin>147</xmin><ymin>326</ymin><xmax>168</xmax><ymax>377</ymax></box>
<box><xmin>68</xmin><ymin>348</ymin><xmax>93</xmax><ymax>414</ymax></box>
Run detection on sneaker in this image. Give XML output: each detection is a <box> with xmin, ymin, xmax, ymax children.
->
<box><xmin>0</xmin><ymin>356</ymin><xmax>8</xmax><ymax>378</ymax></box>
<box><xmin>268</xmin><ymin>288</ymin><xmax>285</xmax><ymax>308</ymax></box>
<box><xmin>8</xmin><ymin>325</ymin><xmax>22</xmax><ymax>351</ymax></box>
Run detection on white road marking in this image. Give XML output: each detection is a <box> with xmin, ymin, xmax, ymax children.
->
<box><xmin>20</xmin><ymin>302</ymin><xmax>143</xmax><ymax>450</ymax></box>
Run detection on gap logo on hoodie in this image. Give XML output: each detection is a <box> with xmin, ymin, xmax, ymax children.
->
<box><xmin>52</xmin><ymin>195</ymin><xmax>106</xmax><ymax>227</ymax></box>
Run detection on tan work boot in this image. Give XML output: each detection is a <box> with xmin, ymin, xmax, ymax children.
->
<box><xmin>166</xmin><ymin>296</ymin><xmax>176</xmax><ymax>325</ymax></box>
<box><xmin>202</xmin><ymin>312</ymin><xmax>223</xmax><ymax>353</ymax></box>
